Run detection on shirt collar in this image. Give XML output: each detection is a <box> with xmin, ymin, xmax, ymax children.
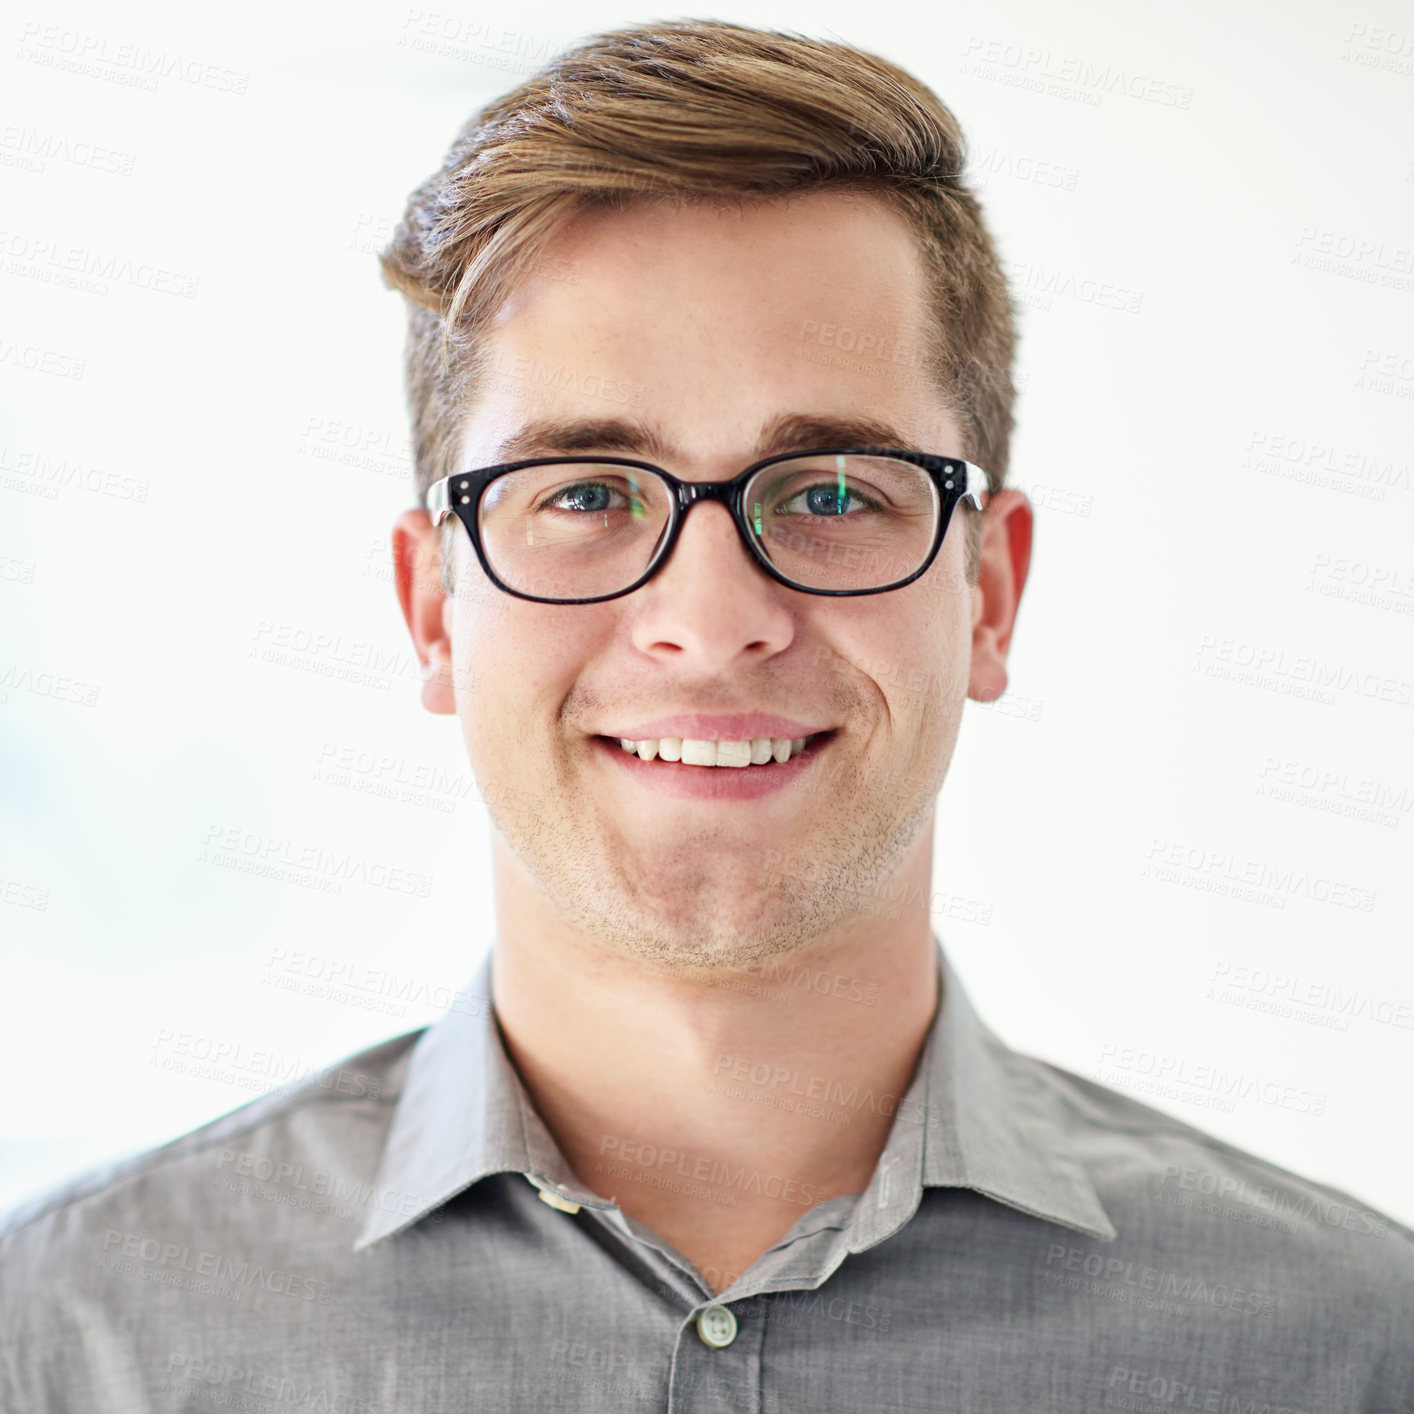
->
<box><xmin>917</xmin><ymin>941</ymin><xmax>1116</xmax><ymax>1240</ymax></box>
<box><xmin>354</xmin><ymin>937</ymin><xmax>1115</xmax><ymax>1252</ymax></box>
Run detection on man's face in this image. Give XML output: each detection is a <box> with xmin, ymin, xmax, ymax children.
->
<box><xmin>413</xmin><ymin>190</ymin><xmax>1013</xmax><ymax>969</ymax></box>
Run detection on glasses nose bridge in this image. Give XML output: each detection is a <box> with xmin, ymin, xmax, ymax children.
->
<box><xmin>664</xmin><ymin>473</ymin><xmax>759</xmax><ymax>566</ymax></box>
<box><xmin>676</xmin><ymin>477</ymin><xmax>739</xmax><ymax>510</ymax></box>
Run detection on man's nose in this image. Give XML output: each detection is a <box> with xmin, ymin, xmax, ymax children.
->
<box><xmin>627</xmin><ymin>500</ymin><xmax>795</xmax><ymax>669</ymax></box>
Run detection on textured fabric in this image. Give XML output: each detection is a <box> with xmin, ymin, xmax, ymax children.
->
<box><xmin>2</xmin><ymin>937</ymin><xmax>1409</xmax><ymax>1412</ymax></box>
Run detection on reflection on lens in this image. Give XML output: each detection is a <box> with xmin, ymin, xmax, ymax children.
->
<box><xmin>746</xmin><ymin>454</ymin><xmax>939</xmax><ymax>590</ymax></box>
<box><xmin>479</xmin><ymin>463</ymin><xmax>672</xmax><ymax>598</ymax></box>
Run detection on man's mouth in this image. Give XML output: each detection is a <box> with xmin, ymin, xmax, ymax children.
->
<box><xmin>599</xmin><ymin>731</ymin><xmax>836</xmax><ymax>767</ymax></box>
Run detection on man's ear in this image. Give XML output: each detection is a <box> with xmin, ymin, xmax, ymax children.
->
<box><xmin>968</xmin><ymin>490</ymin><xmax>1034</xmax><ymax>705</ymax></box>
<box><xmin>391</xmin><ymin>509</ymin><xmax>457</xmax><ymax>716</ymax></box>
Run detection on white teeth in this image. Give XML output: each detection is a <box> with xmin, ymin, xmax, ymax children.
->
<box><xmin>618</xmin><ymin>734</ymin><xmax>821</xmax><ymax>766</ymax></box>
<box><xmin>715</xmin><ymin>740</ymin><xmax>751</xmax><ymax>768</ymax></box>
<box><xmin>681</xmin><ymin>738</ymin><xmax>718</xmax><ymax>766</ymax></box>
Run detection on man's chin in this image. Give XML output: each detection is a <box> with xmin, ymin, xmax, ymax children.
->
<box><xmin>566</xmin><ymin>881</ymin><xmax>847</xmax><ymax>975</ymax></box>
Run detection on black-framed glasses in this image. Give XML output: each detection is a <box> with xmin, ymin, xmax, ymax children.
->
<box><xmin>425</xmin><ymin>447</ymin><xmax>989</xmax><ymax>605</ymax></box>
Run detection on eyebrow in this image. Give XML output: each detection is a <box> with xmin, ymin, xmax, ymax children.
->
<box><xmin>483</xmin><ymin>412</ymin><xmax>929</xmax><ymax>468</ymax></box>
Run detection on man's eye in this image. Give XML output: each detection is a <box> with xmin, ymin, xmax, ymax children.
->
<box><xmin>544</xmin><ymin>482</ymin><xmax>624</xmax><ymax>513</ymax></box>
<box><xmin>775</xmin><ymin>482</ymin><xmax>878</xmax><ymax>517</ymax></box>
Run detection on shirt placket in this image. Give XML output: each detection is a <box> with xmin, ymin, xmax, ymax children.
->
<box><xmin>665</xmin><ymin>1290</ymin><xmax>768</xmax><ymax>1414</ymax></box>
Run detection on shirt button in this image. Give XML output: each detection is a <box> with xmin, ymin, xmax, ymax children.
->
<box><xmin>535</xmin><ymin>1187</ymin><xmax>580</xmax><ymax>1214</ymax></box>
<box><xmin>696</xmin><ymin>1305</ymin><xmax>738</xmax><ymax>1349</ymax></box>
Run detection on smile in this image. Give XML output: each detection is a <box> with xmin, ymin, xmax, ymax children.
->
<box><xmin>615</xmin><ymin>735</ymin><xmax>821</xmax><ymax>766</ymax></box>
<box><xmin>592</xmin><ymin>730</ymin><xmax>837</xmax><ymax>800</ymax></box>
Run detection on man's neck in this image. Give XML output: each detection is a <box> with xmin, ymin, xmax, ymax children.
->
<box><xmin>488</xmin><ymin>840</ymin><xmax>941</xmax><ymax>1296</ymax></box>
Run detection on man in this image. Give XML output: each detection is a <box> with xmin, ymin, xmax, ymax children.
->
<box><xmin>2</xmin><ymin>18</ymin><xmax>1409</xmax><ymax>1413</ymax></box>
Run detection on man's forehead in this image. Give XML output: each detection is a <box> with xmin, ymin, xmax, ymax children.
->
<box><xmin>459</xmin><ymin>191</ymin><xmax>955</xmax><ymax>473</ymax></box>
<box><xmin>494</xmin><ymin>188</ymin><xmax>934</xmax><ymax>337</ymax></box>
<box><xmin>529</xmin><ymin>185</ymin><xmax>921</xmax><ymax>264</ymax></box>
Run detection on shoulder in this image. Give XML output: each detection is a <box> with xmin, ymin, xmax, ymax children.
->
<box><xmin>0</xmin><ymin>1024</ymin><xmax>422</xmax><ymax>1297</ymax></box>
<box><xmin>0</xmin><ymin>1027</ymin><xmax>425</xmax><ymax>1408</ymax></box>
<box><xmin>1023</xmin><ymin>1049</ymin><xmax>1414</xmax><ymax>1311</ymax></box>
<box><xmin>1004</xmin><ymin>1052</ymin><xmax>1414</xmax><ymax>1401</ymax></box>
<box><xmin>1032</xmin><ymin>1052</ymin><xmax>1407</xmax><ymax>1233</ymax></box>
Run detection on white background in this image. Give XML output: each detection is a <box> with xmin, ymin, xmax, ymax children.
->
<box><xmin>2</xmin><ymin>0</ymin><xmax>1411</xmax><ymax>1230</ymax></box>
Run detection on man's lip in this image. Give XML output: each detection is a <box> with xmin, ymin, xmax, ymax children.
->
<box><xmin>598</xmin><ymin>715</ymin><xmax>834</xmax><ymax>741</ymax></box>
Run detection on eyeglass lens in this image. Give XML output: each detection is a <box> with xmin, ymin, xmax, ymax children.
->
<box><xmin>475</xmin><ymin>453</ymin><xmax>943</xmax><ymax>599</ymax></box>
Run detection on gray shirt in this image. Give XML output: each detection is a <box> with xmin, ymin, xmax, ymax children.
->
<box><xmin>2</xmin><ymin>938</ymin><xmax>1409</xmax><ymax>1412</ymax></box>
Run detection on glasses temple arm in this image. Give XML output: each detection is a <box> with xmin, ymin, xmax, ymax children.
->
<box><xmin>426</xmin><ymin>478</ymin><xmax>452</xmax><ymax>525</ymax></box>
<box><xmin>961</xmin><ymin>461</ymin><xmax>990</xmax><ymax>511</ymax></box>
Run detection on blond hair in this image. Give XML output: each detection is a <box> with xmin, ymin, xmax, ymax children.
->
<box><xmin>381</xmin><ymin>18</ymin><xmax>1015</xmax><ymax>579</ymax></box>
